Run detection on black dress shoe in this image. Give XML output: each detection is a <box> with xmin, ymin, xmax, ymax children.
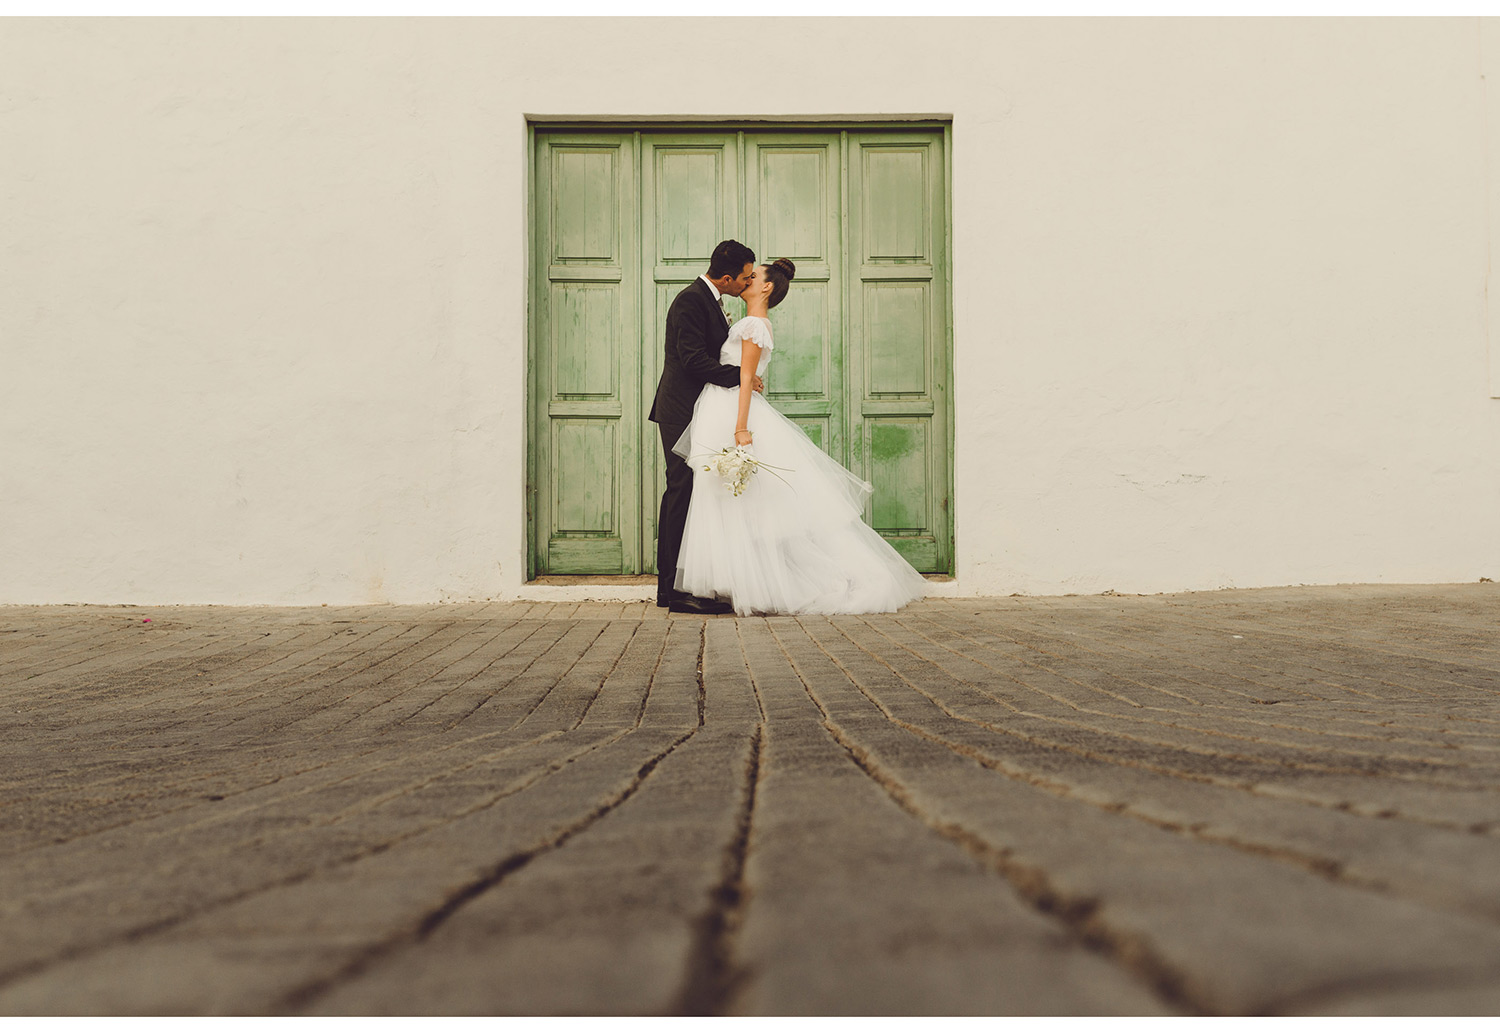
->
<box><xmin>655</xmin><ymin>595</ymin><xmax>674</xmax><ymax>608</ymax></box>
<box><xmin>669</xmin><ymin>594</ymin><xmax>734</xmax><ymax>615</ymax></box>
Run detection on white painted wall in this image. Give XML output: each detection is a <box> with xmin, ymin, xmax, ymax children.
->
<box><xmin>2</xmin><ymin>17</ymin><xmax>1497</xmax><ymax>604</ymax></box>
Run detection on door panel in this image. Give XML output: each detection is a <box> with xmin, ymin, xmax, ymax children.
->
<box><xmin>552</xmin><ymin>147</ymin><xmax>618</xmax><ymax>260</ymax></box>
<box><xmin>863</xmin><ymin>146</ymin><xmax>930</xmax><ymax>259</ymax></box>
<box><xmin>867</xmin><ymin>419</ymin><xmax>931</xmax><ymax>530</ymax></box>
<box><xmin>550</xmin><ymin>283</ymin><xmax>619</xmax><ymax>396</ymax></box>
<box><xmin>864</xmin><ymin>282</ymin><xmax>930</xmax><ymax>395</ymax></box>
<box><xmin>531</xmin><ymin>127</ymin><xmax>951</xmax><ymax>577</ymax></box>
<box><xmin>549</xmin><ymin>418</ymin><xmax>620</xmax><ymax>571</ymax></box>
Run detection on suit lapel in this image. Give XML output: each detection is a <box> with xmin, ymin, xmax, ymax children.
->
<box><xmin>699</xmin><ymin>277</ymin><xmax>729</xmax><ymax>330</ymax></box>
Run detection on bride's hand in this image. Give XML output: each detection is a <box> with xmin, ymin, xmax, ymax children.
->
<box><xmin>752</xmin><ymin>375</ymin><xmax>765</xmax><ymax>393</ymax></box>
<box><xmin>734</xmin><ymin>429</ymin><xmax>753</xmax><ymax>446</ymax></box>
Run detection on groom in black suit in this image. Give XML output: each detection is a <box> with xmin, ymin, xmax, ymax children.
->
<box><xmin>649</xmin><ymin>239</ymin><xmax>762</xmax><ymax>613</ymax></box>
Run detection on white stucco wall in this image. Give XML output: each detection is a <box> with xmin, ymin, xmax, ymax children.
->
<box><xmin>2</xmin><ymin>17</ymin><xmax>1497</xmax><ymax>604</ymax></box>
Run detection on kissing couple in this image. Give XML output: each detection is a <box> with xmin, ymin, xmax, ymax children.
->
<box><xmin>648</xmin><ymin>239</ymin><xmax>928</xmax><ymax>617</ymax></box>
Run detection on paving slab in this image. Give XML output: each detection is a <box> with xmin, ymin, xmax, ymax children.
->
<box><xmin>0</xmin><ymin>584</ymin><xmax>1497</xmax><ymax>1015</ymax></box>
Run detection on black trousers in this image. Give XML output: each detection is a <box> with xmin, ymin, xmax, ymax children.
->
<box><xmin>655</xmin><ymin>420</ymin><xmax>692</xmax><ymax>602</ymax></box>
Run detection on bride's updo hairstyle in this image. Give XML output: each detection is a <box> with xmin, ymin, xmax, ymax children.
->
<box><xmin>765</xmin><ymin>258</ymin><xmax>796</xmax><ymax>309</ymax></box>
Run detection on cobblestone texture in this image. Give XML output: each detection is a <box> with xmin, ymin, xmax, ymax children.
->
<box><xmin>1</xmin><ymin>585</ymin><xmax>1497</xmax><ymax>1015</ymax></box>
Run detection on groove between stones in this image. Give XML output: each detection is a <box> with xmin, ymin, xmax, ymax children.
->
<box><xmin>673</xmin><ymin>724</ymin><xmax>764</xmax><ymax>1016</ymax></box>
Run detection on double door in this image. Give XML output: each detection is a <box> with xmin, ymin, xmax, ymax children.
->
<box><xmin>530</xmin><ymin>127</ymin><xmax>951</xmax><ymax>576</ymax></box>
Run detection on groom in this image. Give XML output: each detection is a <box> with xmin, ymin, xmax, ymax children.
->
<box><xmin>649</xmin><ymin>239</ymin><xmax>763</xmax><ymax>613</ymax></box>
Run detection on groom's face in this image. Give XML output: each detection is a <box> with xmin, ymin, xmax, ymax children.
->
<box><xmin>722</xmin><ymin>263</ymin><xmax>755</xmax><ymax>298</ymax></box>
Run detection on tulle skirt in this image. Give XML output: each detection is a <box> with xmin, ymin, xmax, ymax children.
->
<box><xmin>672</xmin><ymin>384</ymin><xmax>930</xmax><ymax>616</ymax></box>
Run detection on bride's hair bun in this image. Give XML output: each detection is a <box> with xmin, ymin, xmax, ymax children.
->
<box><xmin>764</xmin><ymin>258</ymin><xmax>796</xmax><ymax>309</ymax></box>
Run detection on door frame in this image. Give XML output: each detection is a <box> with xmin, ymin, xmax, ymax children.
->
<box><xmin>525</xmin><ymin>119</ymin><xmax>956</xmax><ymax>581</ymax></box>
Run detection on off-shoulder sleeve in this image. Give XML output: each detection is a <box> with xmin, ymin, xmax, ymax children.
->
<box><xmin>729</xmin><ymin>316</ymin><xmax>774</xmax><ymax>351</ymax></box>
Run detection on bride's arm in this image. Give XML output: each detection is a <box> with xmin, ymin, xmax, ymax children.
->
<box><xmin>734</xmin><ymin>336</ymin><xmax>762</xmax><ymax>446</ymax></box>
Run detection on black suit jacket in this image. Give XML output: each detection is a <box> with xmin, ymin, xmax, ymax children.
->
<box><xmin>648</xmin><ymin>278</ymin><xmax>743</xmax><ymax>426</ymax></box>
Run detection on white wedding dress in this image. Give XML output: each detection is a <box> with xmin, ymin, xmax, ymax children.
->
<box><xmin>672</xmin><ymin>315</ymin><xmax>929</xmax><ymax>616</ymax></box>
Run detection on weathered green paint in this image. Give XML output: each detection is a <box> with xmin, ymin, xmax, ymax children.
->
<box><xmin>869</xmin><ymin>419</ymin><xmax>928</xmax><ymax>531</ymax></box>
<box><xmin>792</xmin><ymin>417</ymin><xmax>827</xmax><ymax>452</ymax></box>
<box><xmin>865</xmin><ymin>283</ymin><xmax>928</xmax><ymax>395</ymax></box>
<box><xmin>552</xmin><ymin>418</ymin><xmax>615</xmax><ymax>531</ymax></box>
<box><xmin>530</xmin><ymin>127</ymin><xmax>951</xmax><ymax>577</ymax></box>
<box><xmin>553</xmin><ymin>148</ymin><xmax>616</xmax><ymax>259</ymax></box>
<box><xmin>847</xmin><ymin>131</ymin><xmax>950</xmax><ymax>572</ymax></box>
<box><xmin>532</xmin><ymin>133</ymin><xmax>639</xmax><ymax>576</ymax></box>
<box><xmin>551</xmin><ymin>284</ymin><xmax>617</xmax><ymax>397</ymax></box>
<box><xmin>863</xmin><ymin>147</ymin><xmax>928</xmax><ymax>259</ymax></box>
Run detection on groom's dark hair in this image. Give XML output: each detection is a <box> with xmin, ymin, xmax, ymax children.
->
<box><xmin>707</xmin><ymin>239</ymin><xmax>756</xmax><ymax>279</ymax></box>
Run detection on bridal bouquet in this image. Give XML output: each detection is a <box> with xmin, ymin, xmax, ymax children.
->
<box><xmin>697</xmin><ymin>445</ymin><xmax>792</xmax><ymax>497</ymax></box>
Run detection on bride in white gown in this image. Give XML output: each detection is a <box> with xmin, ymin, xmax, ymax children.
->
<box><xmin>672</xmin><ymin>258</ymin><xmax>930</xmax><ymax>616</ymax></box>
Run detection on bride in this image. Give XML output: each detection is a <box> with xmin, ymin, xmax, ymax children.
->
<box><xmin>672</xmin><ymin>258</ymin><xmax>930</xmax><ymax>616</ymax></box>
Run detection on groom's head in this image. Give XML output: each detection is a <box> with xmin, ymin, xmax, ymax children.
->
<box><xmin>707</xmin><ymin>239</ymin><xmax>756</xmax><ymax>298</ymax></box>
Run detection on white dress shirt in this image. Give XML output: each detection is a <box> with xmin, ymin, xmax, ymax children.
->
<box><xmin>699</xmin><ymin>275</ymin><xmax>729</xmax><ymax>325</ymax></box>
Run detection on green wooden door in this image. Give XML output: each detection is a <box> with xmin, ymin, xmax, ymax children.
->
<box><xmin>847</xmin><ymin>131</ymin><xmax>951</xmax><ymax>572</ymax></box>
<box><xmin>531</xmin><ymin>133</ymin><xmax>640</xmax><ymax>575</ymax></box>
<box><xmin>530</xmin><ymin>126</ymin><xmax>951</xmax><ymax>578</ymax></box>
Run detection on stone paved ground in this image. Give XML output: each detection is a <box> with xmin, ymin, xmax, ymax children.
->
<box><xmin>1</xmin><ymin>585</ymin><xmax>1498</xmax><ymax>1016</ymax></box>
